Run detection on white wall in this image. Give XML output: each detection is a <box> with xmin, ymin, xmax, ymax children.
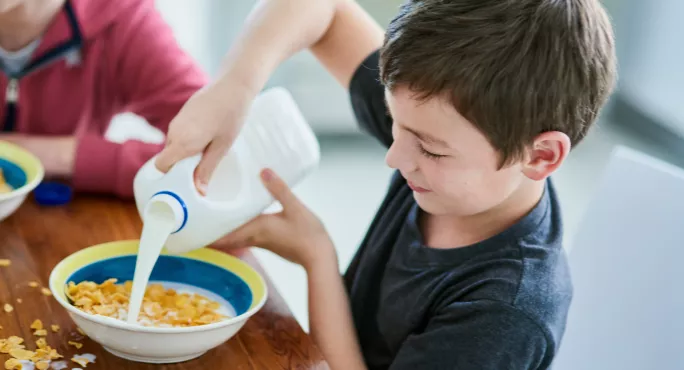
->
<box><xmin>611</xmin><ymin>0</ymin><xmax>684</xmax><ymax>137</ymax></box>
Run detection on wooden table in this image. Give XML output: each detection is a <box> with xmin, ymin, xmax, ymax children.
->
<box><xmin>0</xmin><ymin>196</ymin><xmax>328</xmax><ymax>369</ymax></box>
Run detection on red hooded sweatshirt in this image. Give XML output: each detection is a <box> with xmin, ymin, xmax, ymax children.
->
<box><xmin>0</xmin><ymin>0</ymin><xmax>207</xmax><ymax>198</ymax></box>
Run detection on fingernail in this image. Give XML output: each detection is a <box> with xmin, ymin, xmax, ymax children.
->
<box><xmin>261</xmin><ymin>169</ymin><xmax>273</xmax><ymax>182</ymax></box>
<box><xmin>196</xmin><ymin>180</ymin><xmax>208</xmax><ymax>195</ymax></box>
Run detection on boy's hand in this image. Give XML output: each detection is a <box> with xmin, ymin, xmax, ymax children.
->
<box><xmin>155</xmin><ymin>82</ymin><xmax>254</xmax><ymax>194</ymax></box>
<box><xmin>219</xmin><ymin>168</ymin><xmax>334</xmax><ymax>269</ymax></box>
<box><xmin>0</xmin><ymin>134</ymin><xmax>76</xmax><ymax>177</ymax></box>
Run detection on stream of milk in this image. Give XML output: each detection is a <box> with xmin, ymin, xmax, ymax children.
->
<box><xmin>126</xmin><ymin>204</ymin><xmax>176</xmax><ymax>325</ymax></box>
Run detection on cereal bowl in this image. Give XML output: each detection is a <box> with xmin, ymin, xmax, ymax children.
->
<box><xmin>49</xmin><ymin>240</ymin><xmax>268</xmax><ymax>364</ymax></box>
<box><xmin>0</xmin><ymin>140</ymin><xmax>44</xmax><ymax>221</ymax></box>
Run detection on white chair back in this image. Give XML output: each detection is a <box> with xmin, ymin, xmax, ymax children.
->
<box><xmin>553</xmin><ymin>146</ymin><xmax>684</xmax><ymax>369</ymax></box>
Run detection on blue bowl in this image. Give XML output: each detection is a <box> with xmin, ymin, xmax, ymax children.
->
<box><xmin>49</xmin><ymin>240</ymin><xmax>268</xmax><ymax>363</ymax></box>
<box><xmin>0</xmin><ymin>140</ymin><xmax>44</xmax><ymax>221</ymax></box>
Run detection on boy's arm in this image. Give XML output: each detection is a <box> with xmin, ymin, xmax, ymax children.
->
<box><xmin>156</xmin><ymin>0</ymin><xmax>385</xmax><ymax>187</ymax></box>
<box><xmin>214</xmin><ymin>0</ymin><xmax>383</xmax><ymax>96</ymax></box>
<box><xmin>218</xmin><ymin>169</ymin><xmax>368</xmax><ymax>369</ymax></box>
<box><xmin>307</xmin><ymin>243</ymin><xmax>368</xmax><ymax>370</ymax></box>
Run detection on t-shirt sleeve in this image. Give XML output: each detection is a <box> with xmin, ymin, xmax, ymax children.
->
<box><xmin>389</xmin><ymin>301</ymin><xmax>551</xmax><ymax>370</ymax></box>
<box><xmin>349</xmin><ymin>49</ymin><xmax>393</xmax><ymax>148</ymax></box>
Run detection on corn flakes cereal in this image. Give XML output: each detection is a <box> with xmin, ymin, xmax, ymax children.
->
<box><xmin>33</xmin><ymin>346</ymin><xmax>62</xmax><ymax>361</ymax></box>
<box><xmin>8</xmin><ymin>349</ymin><xmax>33</xmax><ymax>361</ymax></box>
<box><xmin>29</xmin><ymin>320</ymin><xmax>42</xmax><ymax>331</ymax></box>
<box><xmin>50</xmin><ymin>325</ymin><xmax>59</xmax><ymax>333</ymax></box>
<box><xmin>3</xmin><ymin>305</ymin><xmax>12</xmax><ymax>313</ymax></box>
<box><xmin>4</xmin><ymin>358</ymin><xmax>21</xmax><ymax>370</ymax></box>
<box><xmin>0</xmin><ymin>169</ymin><xmax>12</xmax><ymax>194</ymax></box>
<box><xmin>27</xmin><ymin>282</ymin><xmax>38</xmax><ymax>289</ymax></box>
<box><xmin>34</xmin><ymin>338</ymin><xmax>46</xmax><ymax>350</ymax></box>
<box><xmin>40</xmin><ymin>288</ymin><xmax>51</xmax><ymax>297</ymax></box>
<box><xmin>15</xmin><ymin>300</ymin><xmax>21</xmax><ymax>304</ymax></box>
<box><xmin>0</xmin><ymin>260</ymin><xmax>10</xmax><ymax>267</ymax></box>
<box><xmin>68</xmin><ymin>279</ymin><xmax>227</xmax><ymax>327</ymax></box>
<box><xmin>35</xmin><ymin>361</ymin><xmax>49</xmax><ymax>370</ymax></box>
<box><xmin>0</xmin><ymin>332</ymin><xmax>61</xmax><ymax>365</ymax></box>
<box><xmin>71</xmin><ymin>356</ymin><xmax>92</xmax><ymax>368</ymax></box>
<box><xmin>32</xmin><ymin>330</ymin><xmax>46</xmax><ymax>337</ymax></box>
<box><xmin>0</xmin><ymin>336</ymin><xmax>24</xmax><ymax>354</ymax></box>
<box><xmin>67</xmin><ymin>341</ymin><xmax>82</xmax><ymax>349</ymax></box>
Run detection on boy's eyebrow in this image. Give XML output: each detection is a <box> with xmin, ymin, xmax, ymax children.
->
<box><xmin>383</xmin><ymin>93</ymin><xmax>451</xmax><ymax>148</ymax></box>
<box><xmin>403</xmin><ymin>126</ymin><xmax>450</xmax><ymax>148</ymax></box>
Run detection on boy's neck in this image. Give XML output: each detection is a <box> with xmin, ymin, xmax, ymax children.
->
<box><xmin>420</xmin><ymin>179</ymin><xmax>546</xmax><ymax>249</ymax></box>
<box><xmin>0</xmin><ymin>0</ymin><xmax>64</xmax><ymax>52</ymax></box>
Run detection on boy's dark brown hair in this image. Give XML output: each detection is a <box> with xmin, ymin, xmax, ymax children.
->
<box><xmin>380</xmin><ymin>0</ymin><xmax>617</xmax><ymax>167</ymax></box>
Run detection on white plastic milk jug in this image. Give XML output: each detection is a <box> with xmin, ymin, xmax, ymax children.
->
<box><xmin>132</xmin><ymin>87</ymin><xmax>321</xmax><ymax>254</ymax></box>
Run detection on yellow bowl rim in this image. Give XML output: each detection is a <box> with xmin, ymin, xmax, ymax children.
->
<box><xmin>48</xmin><ymin>240</ymin><xmax>268</xmax><ymax>334</ymax></box>
<box><xmin>0</xmin><ymin>140</ymin><xmax>44</xmax><ymax>201</ymax></box>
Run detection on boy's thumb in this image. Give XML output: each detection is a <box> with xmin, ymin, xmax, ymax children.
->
<box><xmin>260</xmin><ymin>169</ymin><xmax>299</xmax><ymax>210</ymax></box>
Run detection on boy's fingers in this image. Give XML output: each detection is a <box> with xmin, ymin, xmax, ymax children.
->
<box><xmin>221</xmin><ymin>214</ymin><xmax>272</xmax><ymax>248</ymax></box>
<box><xmin>194</xmin><ymin>139</ymin><xmax>230</xmax><ymax>195</ymax></box>
<box><xmin>260</xmin><ymin>169</ymin><xmax>301</xmax><ymax>212</ymax></box>
<box><xmin>155</xmin><ymin>141</ymin><xmax>197</xmax><ymax>173</ymax></box>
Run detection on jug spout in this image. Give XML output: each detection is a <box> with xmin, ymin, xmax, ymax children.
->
<box><xmin>143</xmin><ymin>192</ymin><xmax>188</xmax><ymax>234</ymax></box>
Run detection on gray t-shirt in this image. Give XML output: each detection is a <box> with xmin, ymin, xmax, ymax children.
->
<box><xmin>344</xmin><ymin>50</ymin><xmax>573</xmax><ymax>370</ymax></box>
<box><xmin>0</xmin><ymin>38</ymin><xmax>40</xmax><ymax>76</ymax></box>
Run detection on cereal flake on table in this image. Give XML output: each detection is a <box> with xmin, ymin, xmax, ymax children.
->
<box><xmin>3</xmin><ymin>305</ymin><xmax>12</xmax><ymax>314</ymax></box>
<box><xmin>67</xmin><ymin>278</ymin><xmax>227</xmax><ymax>327</ymax></box>
<box><xmin>0</xmin><ymin>334</ymin><xmax>62</xmax><ymax>370</ymax></box>
<box><xmin>49</xmin><ymin>326</ymin><xmax>58</xmax><ymax>334</ymax></box>
<box><xmin>39</xmin><ymin>289</ymin><xmax>51</xmax><ymax>297</ymax></box>
<box><xmin>0</xmin><ymin>260</ymin><xmax>10</xmax><ymax>267</ymax></box>
<box><xmin>29</xmin><ymin>321</ymin><xmax>41</xmax><ymax>331</ymax></box>
<box><xmin>27</xmin><ymin>282</ymin><xmax>38</xmax><ymax>289</ymax></box>
<box><xmin>32</xmin><ymin>330</ymin><xmax>46</xmax><ymax>338</ymax></box>
<box><xmin>70</xmin><ymin>354</ymin><xmax>95</xmax><ymax>368</ymax></box>
<box><xmin>34</xmin><ymin>339</ymin><xmax>46</xmax><ymax>350</ymax></box>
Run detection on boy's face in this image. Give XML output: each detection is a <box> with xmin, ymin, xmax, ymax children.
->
<box><xmin>0</xmin><ymin>0</ymin><xmax>26</xmax><ymax>13</ymax></box>
<box><xmin>384</xmin><ymin>87</ymin><xmax>531</xmax><ymax>217</ymax></box>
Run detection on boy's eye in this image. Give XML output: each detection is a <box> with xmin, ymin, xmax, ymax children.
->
<box><xmin>417</xmin><ymin>144</ymin><xmax>446</xmax><ymax>160</ymax></box>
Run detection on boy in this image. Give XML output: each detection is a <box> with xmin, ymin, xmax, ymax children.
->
<box><xmin>156</xmin><ymin>0</ymin><xmax>616</xmax><ymax>368</ymax></box>
<box><xmin>0</xmin><ymin>0</ymin><xmax>206</xmax><ymax>198</ymax></box>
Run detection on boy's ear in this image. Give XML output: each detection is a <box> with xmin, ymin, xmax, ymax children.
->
<box><xmin>521</xmin><ymin>131</ymin><xmax>571</xmax><ymax>181</ymax></box>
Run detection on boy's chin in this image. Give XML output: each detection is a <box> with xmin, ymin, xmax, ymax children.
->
<box><xmin>413</xmin><ymin>192</ymin><xmax>449</xmax><ymax>215</ymax></box>
<box><xmin>413</xmin><ymin>192</ymin><xmax>482</xmax><ymax>217</ymax></box>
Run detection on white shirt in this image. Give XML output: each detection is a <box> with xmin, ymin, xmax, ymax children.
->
<box><xmin>0</xmin><ymin>38</ymin><xmax>41</xmax><ymax>76</ymax></box>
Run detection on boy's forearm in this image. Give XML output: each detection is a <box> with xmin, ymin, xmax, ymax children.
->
<box><xmin>212</xmin><ymin>0</ymin><xmax>384</xmax><ymax>100</ymax></box>
<box><xmin>212</xmin><ymin>0</ymin><xmax>342</xmax><ymax>100</ymax></box>
<box><xmin>306</xmin><ymin>245</ymin><xmax>367</xmax><ymax>370</ymax></box>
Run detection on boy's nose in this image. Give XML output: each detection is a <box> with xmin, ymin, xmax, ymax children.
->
<box><xmin>385</xmin><ymin>142</ymin><xmax>417</xmax><ymax>173</ymax></box>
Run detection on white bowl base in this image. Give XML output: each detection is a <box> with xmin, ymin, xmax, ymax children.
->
<box><xmin>103</xmin><ymin>346</ymin><xmax>206</xmax><ymax>364</ymax></box>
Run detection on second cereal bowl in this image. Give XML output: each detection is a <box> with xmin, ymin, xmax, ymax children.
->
<box><xmin>49</xmin><ymin>240</ymin><xmax>268</xmax><ymax>364</ymax></box>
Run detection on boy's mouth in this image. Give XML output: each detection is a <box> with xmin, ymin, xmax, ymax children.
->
<box><xmin>407</xmin><ymin>180</ymin><xmax>431</xmax><ymax>193</ymax></box>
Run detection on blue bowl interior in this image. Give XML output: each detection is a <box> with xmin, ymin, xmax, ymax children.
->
<box><xmin>66</xmin><ymin>255</ymin><xmax>253</xmax><ymax>315</ymax></box>
<box><xmin>0</xmin><ymin>158</ymin><xmax>27</xmax><ymax>189</ymax></box>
